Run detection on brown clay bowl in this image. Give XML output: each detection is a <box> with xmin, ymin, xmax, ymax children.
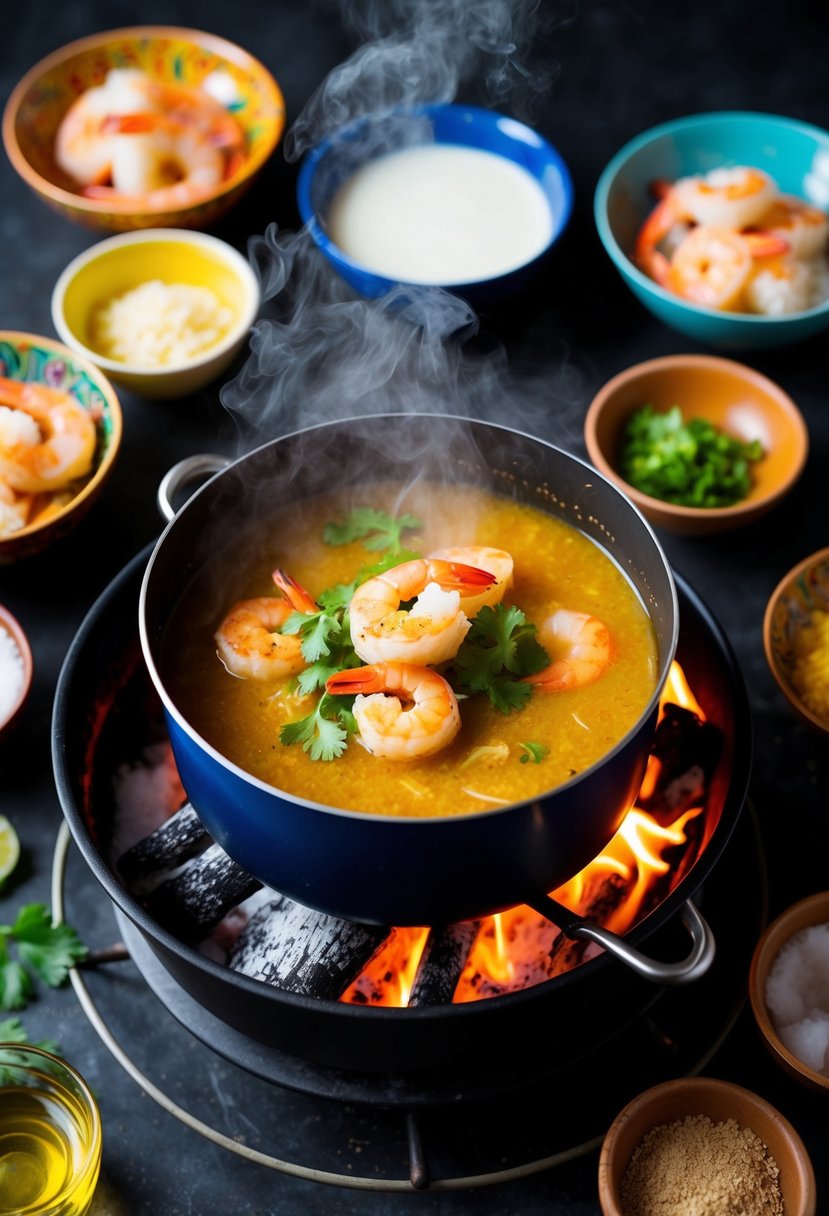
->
<box><xmin>584</xmin><ymin>354</ymin><xmax>809</xmax><ymax>535</ymax></box>
<box><xmin>750</xmin><ymin>890</ymin><xmax>829</xmax><ymax>1095</ymax></box>
<box><xmin>598</xmin><ymin>1076</ymin><xmax>816</xmax><ymax>1216</ymax></box>
<box><xmin>763</xmin><ymin>546</ymin><xmax>829</xmax><ymax>737</ymax></box>
<box><xmin>0</xmin><ymin>603</ymin><xmax>33</xmax><ymax>738</ymax></box>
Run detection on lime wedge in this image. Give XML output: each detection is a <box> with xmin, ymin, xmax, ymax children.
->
<box><xmin>0</xmin><ymin>815</ymin><xmax>21</xmax><ymax>885</ymax></box>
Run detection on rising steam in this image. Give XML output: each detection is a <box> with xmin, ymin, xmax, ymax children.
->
<box><xmin>220</xmin><ymin>0</ymin><xmax>584</xmax><ymax>454</ymax></box>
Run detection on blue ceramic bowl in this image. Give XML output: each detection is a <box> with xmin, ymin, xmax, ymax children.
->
<box><xmin>595</xmin><ymin>111</ymin><xmax>829</xmax><ymax>349</ymax></box>
<box><xmin>296</xmin><ymin>103</ymin><xmax>574</xmax><ymax>305</ymax></box>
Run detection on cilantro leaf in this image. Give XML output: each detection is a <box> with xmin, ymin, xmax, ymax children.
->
<box><xmin>452</xmin><ymin>604</ymin><xmax>549</xmax><ymax>712</ymax></box>
<box><xmin>0</xmin><ymin>905</ymin><xmax>86</xmax><ymax>1011</ymax></box>
<box><xmin>323</xmin><ymin>507</ymin><xmax>422</xmax><ymax>553</ymax></box>
<box><xmin>520</xmin><ymin>741</ymin><xmax>549</xmax><ymax>764</ymax></box>
<box><xmin>280</xmin><ymin>694</ymin><xmax>355</xmax><ymax>762</ymax></box>
<box><xmin>11</xmin><ymin>905</ymin><xmax>88</xmax><ymax>988</ymax></box>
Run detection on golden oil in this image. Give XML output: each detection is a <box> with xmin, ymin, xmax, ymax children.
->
<box><xmin>0</xmin><ymin>1055</ymin><xmax>101</xmax><ymax>1216</ymax></box>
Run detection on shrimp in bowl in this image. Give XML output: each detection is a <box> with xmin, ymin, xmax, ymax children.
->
<box><xmin>326</xmin><ymin>661</ymin><xmax>461</xmax><ymax>760</ymax></box>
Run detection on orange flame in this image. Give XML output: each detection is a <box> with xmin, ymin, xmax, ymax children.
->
<box><xmin>343</xmin><ymin>661</ymin><xmax>708</xmax><ymax>1007</ymax></box>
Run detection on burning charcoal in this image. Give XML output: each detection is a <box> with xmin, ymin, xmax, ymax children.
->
<box><xmin>117</xmin><ymin>802</ymin><xmax>210</xmax><ymax>890</ymax></box>
<box><xmin>228</xmin><ymin>897</ymin><xmax>391</xmax><ymax>1000</ymax></box>
<box><xmin>145</xmin><ymin>843</ymin><xmax>262</xmax><ymax>942</ymax></box>
<box><xmin>650</xmin><ymin>705</ymin><xmax>722</xmax><ymax>785</ymax></box>
<box><xmin>407</xmin><ymin>920</ymin><xmax>483</xmax><ymax>1007</ymax></box>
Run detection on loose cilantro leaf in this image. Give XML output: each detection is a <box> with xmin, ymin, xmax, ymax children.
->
<box><xmin>520</xmin><ymin>741</ymin><xmax>549</xmax><ymax>764</ymax></box>
<box><xmin>452</xmin><ymin>604</ymin><xmax>549</xmax><ymax>713</ymax></box>
<box><xmin>281</xmin><ymin>608</ymin><xmax>343</xmax><ymax>663</ymax></box>
<box><xmin>0</xmin><ymin>905</ymin><xmax>87</xmax><ymax>1010</ymax></box>
<box><xmin>0</xmin><ymin>1018</ymin><xmax>62</xmax><ymax>1085</ymax></box>
<box><xmin>323</xmin><ymin>507</ymin><xmax>422</xmax><ymax>553</ymax></box>
<box><xmin>0</xmin><ymin>1016</ymin><xmax>60</xmax><ymax>1056</ymax></box>
<box><xmin>280</xmin><ymin>694</ymin><xmax>356</xmax><ymax>762</ymax></box>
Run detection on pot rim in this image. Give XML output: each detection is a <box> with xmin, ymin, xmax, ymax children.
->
<box><xmin>138</xmin><ymin>411</ymin><xmax>680</xmax><ymax>826</ymax></box>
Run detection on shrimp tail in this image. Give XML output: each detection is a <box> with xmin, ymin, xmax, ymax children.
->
<box><xmin>272</xmin><ymin>568</ymin><xmax>318</xmax><ymax>614</ymax></box>
<box><xmin>326</xmin><ymin>666</ymin><xmax>384</xmax><ymax>696</ymax></box>
<box><xmin>428</xmin><ymin>560</ymin><xmax>498</xmax><ymax>592</ymax></box>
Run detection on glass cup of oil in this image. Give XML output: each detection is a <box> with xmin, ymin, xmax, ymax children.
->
<box><xmin>0</xmin><ymin>1043</ymin><xmax>101</xmax><ymax>1215</ymax></box>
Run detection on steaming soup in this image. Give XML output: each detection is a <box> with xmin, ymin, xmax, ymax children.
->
<box><xmin>326</xmin><ymin>144</ymin><xmax>554</xmax><ymax>284</ymax></box>
<box><xmin>161</xmin><ymin>483</ymin><xmax>659</xmax><ymax>818</ymax></box>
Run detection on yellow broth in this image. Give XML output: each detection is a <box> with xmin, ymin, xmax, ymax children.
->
<box><xmin>161</xmin><ymin>483</ymin><xmax>659</xmax><ymax>817</ymax></box>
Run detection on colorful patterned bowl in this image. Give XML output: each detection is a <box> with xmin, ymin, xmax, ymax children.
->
<box><xmin>0</xmin><ymin>332</ymin><xmax>122</xmax><ymax>562</ymax></box>
<box><xmin>2</xmin><ymin>26</ymin><xmax>285</xmax><ymax>232</ymax></box>
<box><xmin>763</xmin><ymin>546</ymin><xmax>829</xmax><ymax>736</ymax></box>
<box><xmin>594</xmin><ymin>111</ymin><xmax>829</xmax><ymax>349</ymax></box>
<box><xmin>51</xmin><ymin>229</ymin><xmax>261</xmax><ymax>399</ymax></box>
<box><xmin>584</xmin><ymin>354</ymin><xmax>809</xmax><ymax>536</ymax></box>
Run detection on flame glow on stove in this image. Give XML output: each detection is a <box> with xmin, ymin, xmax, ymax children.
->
<box><xmin>341</xmin><ymin>661</ymin><xmax>712</xmax><ymax>1008</ymax></box>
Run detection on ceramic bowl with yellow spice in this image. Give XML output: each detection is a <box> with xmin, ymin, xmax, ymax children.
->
<box><xmin>0</xmin><ymin>331</ymin><xmax>122</xmax><ymax>562</ymax></box>
<box><xmin>51</xmin><ymin>229</ymin><xmax>261</xmax><ymax>399</ymax></box>
<box><xmin>2</xmin><ymin>25</ymin><xmax>285</xmax><ymax>232</ymax></box>
<box><xmin>598</xmin><ymin>1076</ymin><xmax>816</xmax><ymax>1216</ymax></box>
<box><xmin>763</xmin><ymin>546</ymin><xmax>829</xmax><ymax>736</ymax></box>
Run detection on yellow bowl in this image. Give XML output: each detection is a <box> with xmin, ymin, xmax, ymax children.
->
<box><xmin>51</xmin><ymin>229</ymin><xmax>261</xmax><ymax>399</ymax></box>
<box><xmin>2</xmin><ymin>25</ymin><xmax>285</xmax><ymax>232</ymax></box>
<box><xmin>0</xmin><ymin>331</ymin><xmax>122</xmax><ymax>562</ymax></box>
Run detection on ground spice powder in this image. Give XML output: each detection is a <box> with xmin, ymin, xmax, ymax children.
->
<box><xmin>619</xmin><ymin>1113</ymin><xmax>784</xmax><ymax>1216</ymax></box>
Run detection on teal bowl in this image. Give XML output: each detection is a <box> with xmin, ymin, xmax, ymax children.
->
<box><xmin>594</xmin><ymin>111</ymin><xmax>829</xmax><ymax>349</ymax></box>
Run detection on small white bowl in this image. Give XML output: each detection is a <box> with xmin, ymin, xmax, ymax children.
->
<box><xmin>51</xmin><ymin>229</ymin><xmax>260</xmax><ymax>399</ymax></box>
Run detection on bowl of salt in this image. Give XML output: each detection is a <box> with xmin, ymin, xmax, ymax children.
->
<box><xmin>0</xmin><ymin>603</ymin><xmax>33</xmax><ymax>739</ymax></box>
<box><xmin>750</xmin><ymin>889</ymin><xmax>829</xmax><ymax>1094</ymax></box>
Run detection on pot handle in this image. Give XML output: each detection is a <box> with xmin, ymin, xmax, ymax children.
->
<box><xmin>529</xmin><ymin>895</ymin><xmax>715</xmax><ymax>985</ymax></box>
<box><xmin>156</xmin><ymin>454</ymin><xmax>231</xmax><ymax>523</ymax></box>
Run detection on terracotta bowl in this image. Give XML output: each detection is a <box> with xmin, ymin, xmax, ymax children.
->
<box><xmin>0</xmin><ymin>331</ymin><xmax>122</xmax><ymax>562</ymax></box>
<box><xmin>750</xmin><ymin>891</ymin><xmax>829</xmax><ymax>1094</ymax></box>
<box><xmin>2</xmin><ymin>25</ymin><xmax>285</xmax><ymax>232</ymax></box>
<box><xmin>763</xmin><ymin>547</ymin><xmax>829</xmax><ymax>736</ymax></box>
<box><xmin>584</xmin><ymin>354</ymin><xmax>809</xmax><ymax>535</ymax></box>
<box><xmin>598</xmin><ymin>1076</ymin><xmax>816</xmax><ymax>1216</ymax></box>
<box><xmin>0</xmin><ymin>603</ymin><xmax>33</xmax><ymax>737</ymax></box>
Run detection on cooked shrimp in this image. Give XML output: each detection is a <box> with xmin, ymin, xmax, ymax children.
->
<box><xmin>673</xmin><ymin>166</ymin><xmax>778</xmax><ymax>230</ymax></box>
<box><xmin>326</xmin><ymin>662</ymin><xmax>461</xmax><ymax>760</ymax></box>
<box><xmin>750</xmin><ymin>195</ymin><xmax>829</xmax><ymax>261</ymax></box>
<box><xmin>666</xmin><ymin>225</ymin><xmax>754</xmax><ymax>310</ymax></box>
<box><xmin>427</xmin><ymin>546</ymin><xmax>513</xmax><ymax>616</ymax></box>
<box><xmin>0</xmin><ymin>379</ymin><xmax>96</xmax><ymax>494</ymax></box>
<box><xmin>55</xmin><ymin>67</ymin><xmax>245</xmax><ymax>196</ymax></box>
<box><xmin>215</xmin><ymin>569</ymin><xmax>317</xmax><ymax>681</ymax></box>
<box><xmin>84</xmin><ymin>114</ymin><xmax>226</xmax><ymax>209</ymax></box>
<box><xmin>349</xmin><ymin>557</ymin><xmax>497</xmax><ymax>666</ymax></box>
<box><xmin>635</xmin><ymin>170</ymin><xmax>787</xmax><ymax>289</ymax></box>
<box><xmin>524</xmin><ymin>609</ymin><xmax>611</xmax><ymax>692</ymax></box>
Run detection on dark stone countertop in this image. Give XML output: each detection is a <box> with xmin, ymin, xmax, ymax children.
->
<box><xmin>2</xmin><ymin>1</ymin><xmax>828</xmax><ymax>1212</ymax></box>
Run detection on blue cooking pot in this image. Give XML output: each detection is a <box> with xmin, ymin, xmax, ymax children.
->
<box><xmin>138</xmin><ymin>414</ymin><xmax>678</xmax><ymax>926</ymax></box>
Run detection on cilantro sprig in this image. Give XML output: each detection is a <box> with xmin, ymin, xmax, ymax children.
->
<box><xmin>280</xmin><ymin>693</ymin><xmax>357</xmax><ymax>762</ymax></box>
<box><xmin>323</xmin><ymin>507</ymin><xmax>422</xmax><ymax>553</ymax></box>
<box><xmin>520</xmin><ymin>741</ymin><xmax>549</xmax><ymax>764</ymax></box>
<box><xmin>451</xmin><ymin>604</ymin><xmax>549</xmax><ymax>713</ymax></box>
<box><xmin>0</xmin><ymin>905</ymin><xmax>88</xmax><ymax>1011</ymax></box>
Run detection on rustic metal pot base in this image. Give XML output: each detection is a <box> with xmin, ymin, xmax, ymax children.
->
<box><xmin>54</xmin><ymin>803</ymin><xmax>766</xmax><ymax>1188</ymax></box>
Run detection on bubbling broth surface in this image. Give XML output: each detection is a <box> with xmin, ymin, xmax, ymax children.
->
<box><xmin>161</xmin><ymin>482</ymin><xmax>659</xmax><ymax>818</ymax></box>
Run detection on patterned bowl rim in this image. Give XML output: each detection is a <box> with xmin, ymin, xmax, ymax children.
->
<box><xmin>762</xmin><ymin>544</ymin><xmax>829</xmax><ymax>734</ymax></box>
<box><xmin>0</xmin><ymin>329</ymin><xmax>123</xmax><ymax>543</ymax></box>
<box><xmin>1</xmin><ymin>24</ymin><xmax>286</xmax><ymax>217</ymax></box>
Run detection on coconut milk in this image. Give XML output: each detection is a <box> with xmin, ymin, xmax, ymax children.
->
<box><xmin>326</xmin><ymin>143</ymin><xmax>554</xmax><ymax>284</ymax></box>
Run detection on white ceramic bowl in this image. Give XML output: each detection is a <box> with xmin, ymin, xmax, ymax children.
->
<box><xmin>51</xmin><ymin>229</ymin><xmax>260</xmax><ymax>399</ymax></box>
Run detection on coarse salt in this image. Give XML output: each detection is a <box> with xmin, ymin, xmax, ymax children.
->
<box><xmin>765</xmin><ymin>921</ymin><xmax>829</xmax><ymax>1077</ymax></box>
<box><xmin>0</xmin><ymin>626</ymin><xmax>25</xmax><ymax>725</ymax></box>
<box><xmin>91</xmin><ymin>280</ymin><xmax>234</xmax><ymax>368</ymax></box>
